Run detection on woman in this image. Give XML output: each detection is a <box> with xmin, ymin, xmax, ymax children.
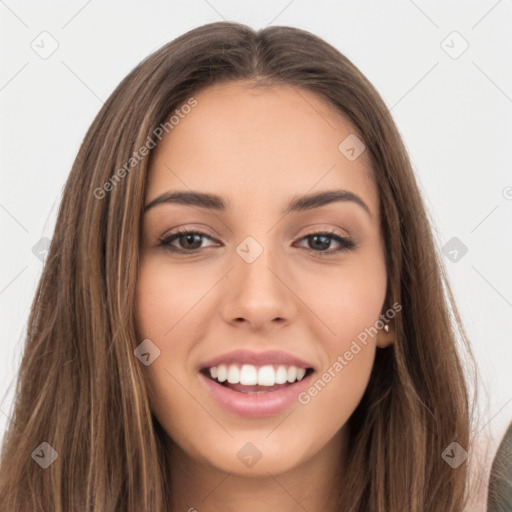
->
<box><xmin>0</xmin><ymin>21</ymin><xmax>479</xmax><ymax>511</ymax></box>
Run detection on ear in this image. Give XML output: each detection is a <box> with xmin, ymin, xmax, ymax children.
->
<box><xmin>376</xmin><ymin>319</ymin><xmax>395</xmax><ymax>348</ymax></box>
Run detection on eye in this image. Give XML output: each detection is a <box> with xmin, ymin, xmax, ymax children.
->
<box><xmin>158</xmin><ymin>228</ymin><xmax>218</xmax><ymax>253</ymax></box>
<box><xmin>294</xmin><ymin>230</ymin><xmax>356</xmax><ymax>254</ymax></box>
<box><xmin>157</xmin><ymin>228</ymin><xmax>356</xmax><ymax>255</ymax></box>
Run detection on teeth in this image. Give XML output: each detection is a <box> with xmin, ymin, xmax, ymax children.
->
<box><xmin>216</xmin><ymin>364</ymin><xmax>227</xmax><ymax>382</ymax></box>
<box><xmin>258</xmin><ymin>365</ymin><xmax>275</xmax><ymax>386</ymax></box>
<box><xmin>227</xmin><ymin>365</ymin><xmax>240</xmax><ymax>384</ymax></box>
<box><xmin>206</xmin><ymin>363</ymin><xmax>309</xmax><ymax>386</ymax></box>
<box><xmin>240</xmin><ymin>364</ymin><xmax>258</xmax><ymax>385</ymax></box>
<box><xmin>275</xmin><ymin>365</ymin><xmax>288</xmax><ymax>384</ymax></box>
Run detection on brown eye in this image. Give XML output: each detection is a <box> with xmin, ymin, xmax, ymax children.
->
<box><xmin>158</xmin><ymin>229</ymin><xmax>218</xmax><ymax>253</ymax></box>
<box><xmin>157</xmin><ymin>229</ymin><xmax>356</xmax><ymax>255</ymax></box>
<box><xmin>295</xmin><ymin>231</ymin><xmax>356</xmax><ymax>254</ymax></box>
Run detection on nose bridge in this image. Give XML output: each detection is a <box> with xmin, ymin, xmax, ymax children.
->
<box><xmin>221</xmin><ymin>232</ymin><xmax>295</xmax><ymax>325</ymax></box>
<box><xmin>234</xmin><ymin>233</ymin><xmax>283</xmax><ymax>296</ymax></box>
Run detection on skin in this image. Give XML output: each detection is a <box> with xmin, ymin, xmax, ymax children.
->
<box><xmin>135</xmin><ymin>81</ymin><xmax>395</xmax><ymax>512</ymax></box>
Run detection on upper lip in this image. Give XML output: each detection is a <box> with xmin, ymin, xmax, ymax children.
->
<box><xmin>199</xmin><ymin>349</ymin><xmax>315</xmax><ymax>371</ymax></box>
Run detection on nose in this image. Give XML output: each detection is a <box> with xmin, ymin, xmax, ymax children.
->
<box><xmin>219</xmin><ymin>242</ymin><xmax>297</xmax><ymax>332</ymax></box>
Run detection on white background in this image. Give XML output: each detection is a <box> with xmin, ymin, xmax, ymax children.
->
<box><xmin>1</xmin><ymin>0</ymin><xmax>511</xmax><ymax>462</ymax></box>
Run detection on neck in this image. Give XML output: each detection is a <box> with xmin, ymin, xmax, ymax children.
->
<box><xmin>168</xmin><ymin>429</ymin><xmax>347</xmax><ymax>512</ymax></box>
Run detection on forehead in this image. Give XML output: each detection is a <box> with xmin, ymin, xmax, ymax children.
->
<box><xmin>146</xmin><ymin>81</ymin><xmax>378</xmax><ymax>218</ymax></box>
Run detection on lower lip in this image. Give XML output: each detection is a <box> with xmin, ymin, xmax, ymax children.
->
<box><xmin>199</xmin><ymin>371</ymin><xmax>314</xmax><ymax>418</ymax></box>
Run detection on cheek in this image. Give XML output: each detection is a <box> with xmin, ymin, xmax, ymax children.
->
<box><xmin>297</xmin><ymin>268</ymin><xmax>383</xmax><ymax>427</ymax></box>
<box><xmin>304</xmin><ymin>256</ymin><xmax>387</xmax><ymax>346</ymax></box>
<box><xmin>135</xmin><ymin>258</ymin><xmax>210</xmax><ymax>340</ymax></box>
<box><xmin>299</xmin><ymin>343</ymin><xmax>375</xmax><ymax>441</ymax></box>
<box><xmin>300</xmin><ymin>253</ymin><xmax>386</xmax><ymax>406</ymax></box>
<box><xmin>134</xmin><ymin>261</ymin><xmax>200</xmax><ymax>435</ymax></box>
<box><xmin>135</xmin><ymin>261</ymin><xmax>165</xmax><ymax>339</ymax></box>
<box><xmin>134</xmin><ymin>261</ymin><xmax>186</xmax><ymax>397</ymax></box>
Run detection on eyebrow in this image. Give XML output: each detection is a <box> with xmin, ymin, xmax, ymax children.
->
<box><xmin>144</xmin><ymin>189</ymin><xmax>372</xmax><ymax>217</ymax></box>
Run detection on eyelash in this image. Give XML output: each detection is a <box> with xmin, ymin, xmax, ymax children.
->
<box><xmin>157</xmin><ymin>227</ymin><xmax>356</xmax><ymax>256</ymax></box>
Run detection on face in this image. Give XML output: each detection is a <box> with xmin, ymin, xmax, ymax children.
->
<box><xmin>135</xmin><ymin>82</ymin><xmax>393</xmax><ymax>477</ymax></box>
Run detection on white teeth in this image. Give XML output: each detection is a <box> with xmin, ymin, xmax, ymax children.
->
<box><xmin>227</xmin><ymin>364</ymin><xmax>240</xmax><ymax>384</ymax></box>
<box><xmin>275</xmin><ymin>365</ymin><xmax>288</xmax><ymax>384</ymax></box>
<box><xmin>217</xmin><ymin>364</ymin><xmax>227</xmax><ymax>382</ymax></box>
<box><xmin>239</xmin><ymin>364</ymin><xmax>258</xmax><ymax>385</ymax></box>
<box><xmin>206</xmin><ymin>363</ymin><xmax>310</xmax><ymax>386</ymax></box>
<box><xmin>258</xmin><ymin>365</ymin><xmax>275</xmax><ymax>386</ymax></box>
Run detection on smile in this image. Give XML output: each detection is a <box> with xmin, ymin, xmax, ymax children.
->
<box><xmin>203</xmin><ymin>364</ymin><xmax>311</xmax><ymax>392</ymax></box>
<box><xmin>198</xmin><ymin>350</ymin><xmax>316</xmax><ymax>417</ymax></box>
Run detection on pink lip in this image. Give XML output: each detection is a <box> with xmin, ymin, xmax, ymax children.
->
<box><xmin>199</xmin><ymin>370</ymin><xmax>315</xmax><ymax>418</ymax></box>
<box><xmin>199</xmin><ymin>349</ymin><xmax>314</xmax><ymax>371</ymax></box>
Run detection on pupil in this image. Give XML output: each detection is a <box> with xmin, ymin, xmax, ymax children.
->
<box><xmin>182</xmin><ymin>234</ymin><xmax>202</xmax><ymax>249</ymax></box>
<box><xmin>310</xmin><ymin>234</ymin><xmax>330</xmax><ymax>251</ymax></box>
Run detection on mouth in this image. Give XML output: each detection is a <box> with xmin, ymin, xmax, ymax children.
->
<box><xmin>198</xmin><ymin>349</ymin><xmax>316</xmax><ymax>417</ymax></box>
<box><xmin>200</xmin><ymin>364</ymin><xmax>315</xmax><ymax>394</ymax></box>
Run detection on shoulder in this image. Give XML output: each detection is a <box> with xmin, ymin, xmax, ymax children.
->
<box><xmin>487</xmin><ymin>421</ymin><xmax>512</xmax><ymax>511</ymax></box>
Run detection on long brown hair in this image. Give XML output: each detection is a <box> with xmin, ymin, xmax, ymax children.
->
<box><xmin>0</xmin><ymin>21</ymin><xmax>477</xmax><ymax>511</ymax></box>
